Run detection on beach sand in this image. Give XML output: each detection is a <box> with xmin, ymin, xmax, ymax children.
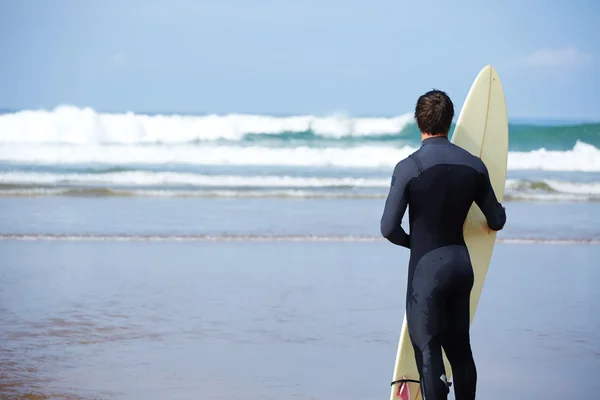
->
<box><xmin>1</xmin><ymin>239</ymin><xmax>598</xmax><ymax>400</ymax></box>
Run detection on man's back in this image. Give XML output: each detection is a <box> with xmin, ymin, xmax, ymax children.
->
<box><xmin>380</xmin><ymin>135</ymin><xmax>506</xmax><ymax>259</ymax></box>
<box><xmin>407</xmin><ymin>135</ymin><xmax>504</xmax><ymax>260</ymax></box>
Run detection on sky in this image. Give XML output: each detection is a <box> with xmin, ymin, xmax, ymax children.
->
<box><xmin>0</xmin><ymin>0</ymin><xmax>599</xmax><ymax>120</ymax></box>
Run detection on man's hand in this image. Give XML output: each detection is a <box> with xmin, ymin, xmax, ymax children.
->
<box><xmin>482</xmin><ymin>206</ymin><xmax>506</xmax><ymax>233</ymax></box>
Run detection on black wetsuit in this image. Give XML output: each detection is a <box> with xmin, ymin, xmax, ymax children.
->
<box><xmin>380</xmin><ymin>136</ymin><xmax>506</xmax><ymax>400</ymax></box>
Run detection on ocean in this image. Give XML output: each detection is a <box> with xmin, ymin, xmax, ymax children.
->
<box><xmin>1</xmin><ymin>106</ymin><xmax>600</xmax><ymax>399</ymax></box>
<box><xmin>1</xmin><ymin>105</ymin><xmax>599</xmax><ymax>204</ymax></box>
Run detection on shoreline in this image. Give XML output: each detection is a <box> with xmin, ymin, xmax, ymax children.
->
<box><xmin>1</xmin><ymin>233</ymin><xmax>599</xmax><ymax>245</ymax></box>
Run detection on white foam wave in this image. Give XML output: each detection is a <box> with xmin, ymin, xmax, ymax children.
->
<box><xmin>0</xmin><ymin>188</ymin><xmax>386</xmax><ymax>199</ymax></box>
<box><xmin>508</xmin><ymin>141</ymin><xmax>600</xmax><ymax>172</ymax></box>
<box><xmin>2</xmin><ymin>171</ymin><xmax>600</xmax><ymax>199</ymax></box>
<box><xmin>0</xmin><ymin>144</ymin><xmax>412</xmax><ymax>168</ymax></box>
<box><xmin>0</xmin><ymin>106</ymin><xmax>415</xmax><ymax>144</ymax></box>
<box><xmin>1</xmin><ymin>141</ymin><xmax>599</xmax><ymax>171</ymax></box>
<box><xmin>0</xmin><ymin>171</ymin><xmax>389</xmax><ymax>188</ymax></box>
<box><xmin>543</xmin><ymin>180</ymin><xmax>600</xmax><ymax>195</ymax></box>
<box><xmin>505</xmin><ymin>179</ymin><xmax>600</xmax><ymax>195</ymax></box>
<box><xmin>1</xmin><ymin>188</ymin><xmax>598</xmax><ymax>202</ymax></box>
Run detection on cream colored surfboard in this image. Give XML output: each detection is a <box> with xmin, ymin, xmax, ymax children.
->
<box><xmin>389</xmin><ymin>65</ymin><xmax>508</xmax><ymax>400</ymax></box>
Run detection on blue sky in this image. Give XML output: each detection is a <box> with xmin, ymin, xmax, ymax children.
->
<box><xmin>1</xmin><ymin>0</ymin><xmax>598</xmax><ymax>120</ymax></box>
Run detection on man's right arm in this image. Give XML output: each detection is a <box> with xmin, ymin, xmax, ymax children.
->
<box><xmin>380</xmin><ymin>158</ymin><xmax>417</xmax><ymax>248</ymax></box>
<box><xmin>474</xmin><ymin>161</ymin><xmax>506</xmax><ymax>231</ymax></box>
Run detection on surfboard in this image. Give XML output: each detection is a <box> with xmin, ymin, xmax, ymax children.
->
<box><xmin>389</xmin><ymin>65</ymin><xmax>509</xmax><ymax>400</ymax></box>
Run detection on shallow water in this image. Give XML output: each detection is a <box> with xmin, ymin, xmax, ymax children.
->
<box><xmin>1</xmin><ymin>240</ymin><xmax>598</xmax><ymax>399</ymax></box>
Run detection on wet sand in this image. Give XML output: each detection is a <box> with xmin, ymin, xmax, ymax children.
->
<box><xmin>1</xmin><ymin>240</ymin><xmax>598</xmax><ymax>399</ymax></box>
<box><xmin>1</xmin><ymin>197</ymin><xmax>599</xmax><ymax>240</ymax></box>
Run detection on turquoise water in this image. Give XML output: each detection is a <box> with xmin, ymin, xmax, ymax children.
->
<box><xmin>240</xmin><ymin>121</ymin><xmax>600</xmax><ymax>151</ymax></box>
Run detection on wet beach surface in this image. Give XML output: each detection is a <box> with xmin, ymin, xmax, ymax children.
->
<box><xmin>1</xmin><ymin>240</ymin><xmax>598</xmax><ymax>399</ymax></box>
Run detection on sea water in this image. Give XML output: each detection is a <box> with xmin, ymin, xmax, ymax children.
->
<box><xmin>0</xmin><ymin>106</ymin><xmax>599</xmax><ymax>204</ymax></box>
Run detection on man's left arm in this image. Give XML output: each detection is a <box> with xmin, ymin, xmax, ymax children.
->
<box><xmin>380</xmin><ymin>158</ymin><xmax>417</xmax><ymax>248</ymax></box>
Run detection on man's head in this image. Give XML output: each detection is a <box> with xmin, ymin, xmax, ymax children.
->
<box><xmin>414</xmin><ymin>89</ymin><xmax>454</xmax><ymax>137</ymax></box>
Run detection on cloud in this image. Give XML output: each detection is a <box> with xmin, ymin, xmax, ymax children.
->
<box><xmin>110</xmin><ymin>53</ymin><xmax>128</xmax><ymax>68</ymax></box>
<box><xmin>520</xmin><ymin>46</ymin><xmax>592</xmax><ymax>68</ymax></box>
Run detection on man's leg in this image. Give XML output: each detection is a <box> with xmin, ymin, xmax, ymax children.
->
<box><xmin>412</xmin><ymin>337</ymin><xmax>450</xmax><ymax>400</ymax></box>
<box><xmin>440</xmin><ymin>288</ymin><xmax>477</xmax><ymax>400</ymax></box>
<box><xmin>440</xmin><ymin>330</ymin><xmax>477</xmax><ymax>400</ymax></box>
<box><xmin>408</xmin><ymin>279</ymin><xmax>451</xmax><ymax>400</ymax></box>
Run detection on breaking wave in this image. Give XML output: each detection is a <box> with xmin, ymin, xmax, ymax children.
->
<box><xmin>0</xmin><ymin>105</ymin><xmax>598</xmax><ymax>151</ymax></box>
<box><xmin>0</xmin><ymin>105</ymin><xmax>416</xmax><ymax>144</ymax></box>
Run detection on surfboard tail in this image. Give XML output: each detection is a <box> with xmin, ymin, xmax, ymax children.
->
<box><xmin>396</xmin><ymin>380</ymin><xmax>410</xmax><ymax>400</ymax></box>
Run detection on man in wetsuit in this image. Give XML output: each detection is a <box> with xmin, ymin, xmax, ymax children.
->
<box><xmin>380</xmin><ymin>90</ymin><xmax>506</xmax><ymax>400</ymax></box>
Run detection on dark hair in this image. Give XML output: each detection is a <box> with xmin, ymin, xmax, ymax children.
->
<box><xmin>414</xmin><ymin>89</ymin><xmax>454</xmax><ymax>135</ymax></box>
